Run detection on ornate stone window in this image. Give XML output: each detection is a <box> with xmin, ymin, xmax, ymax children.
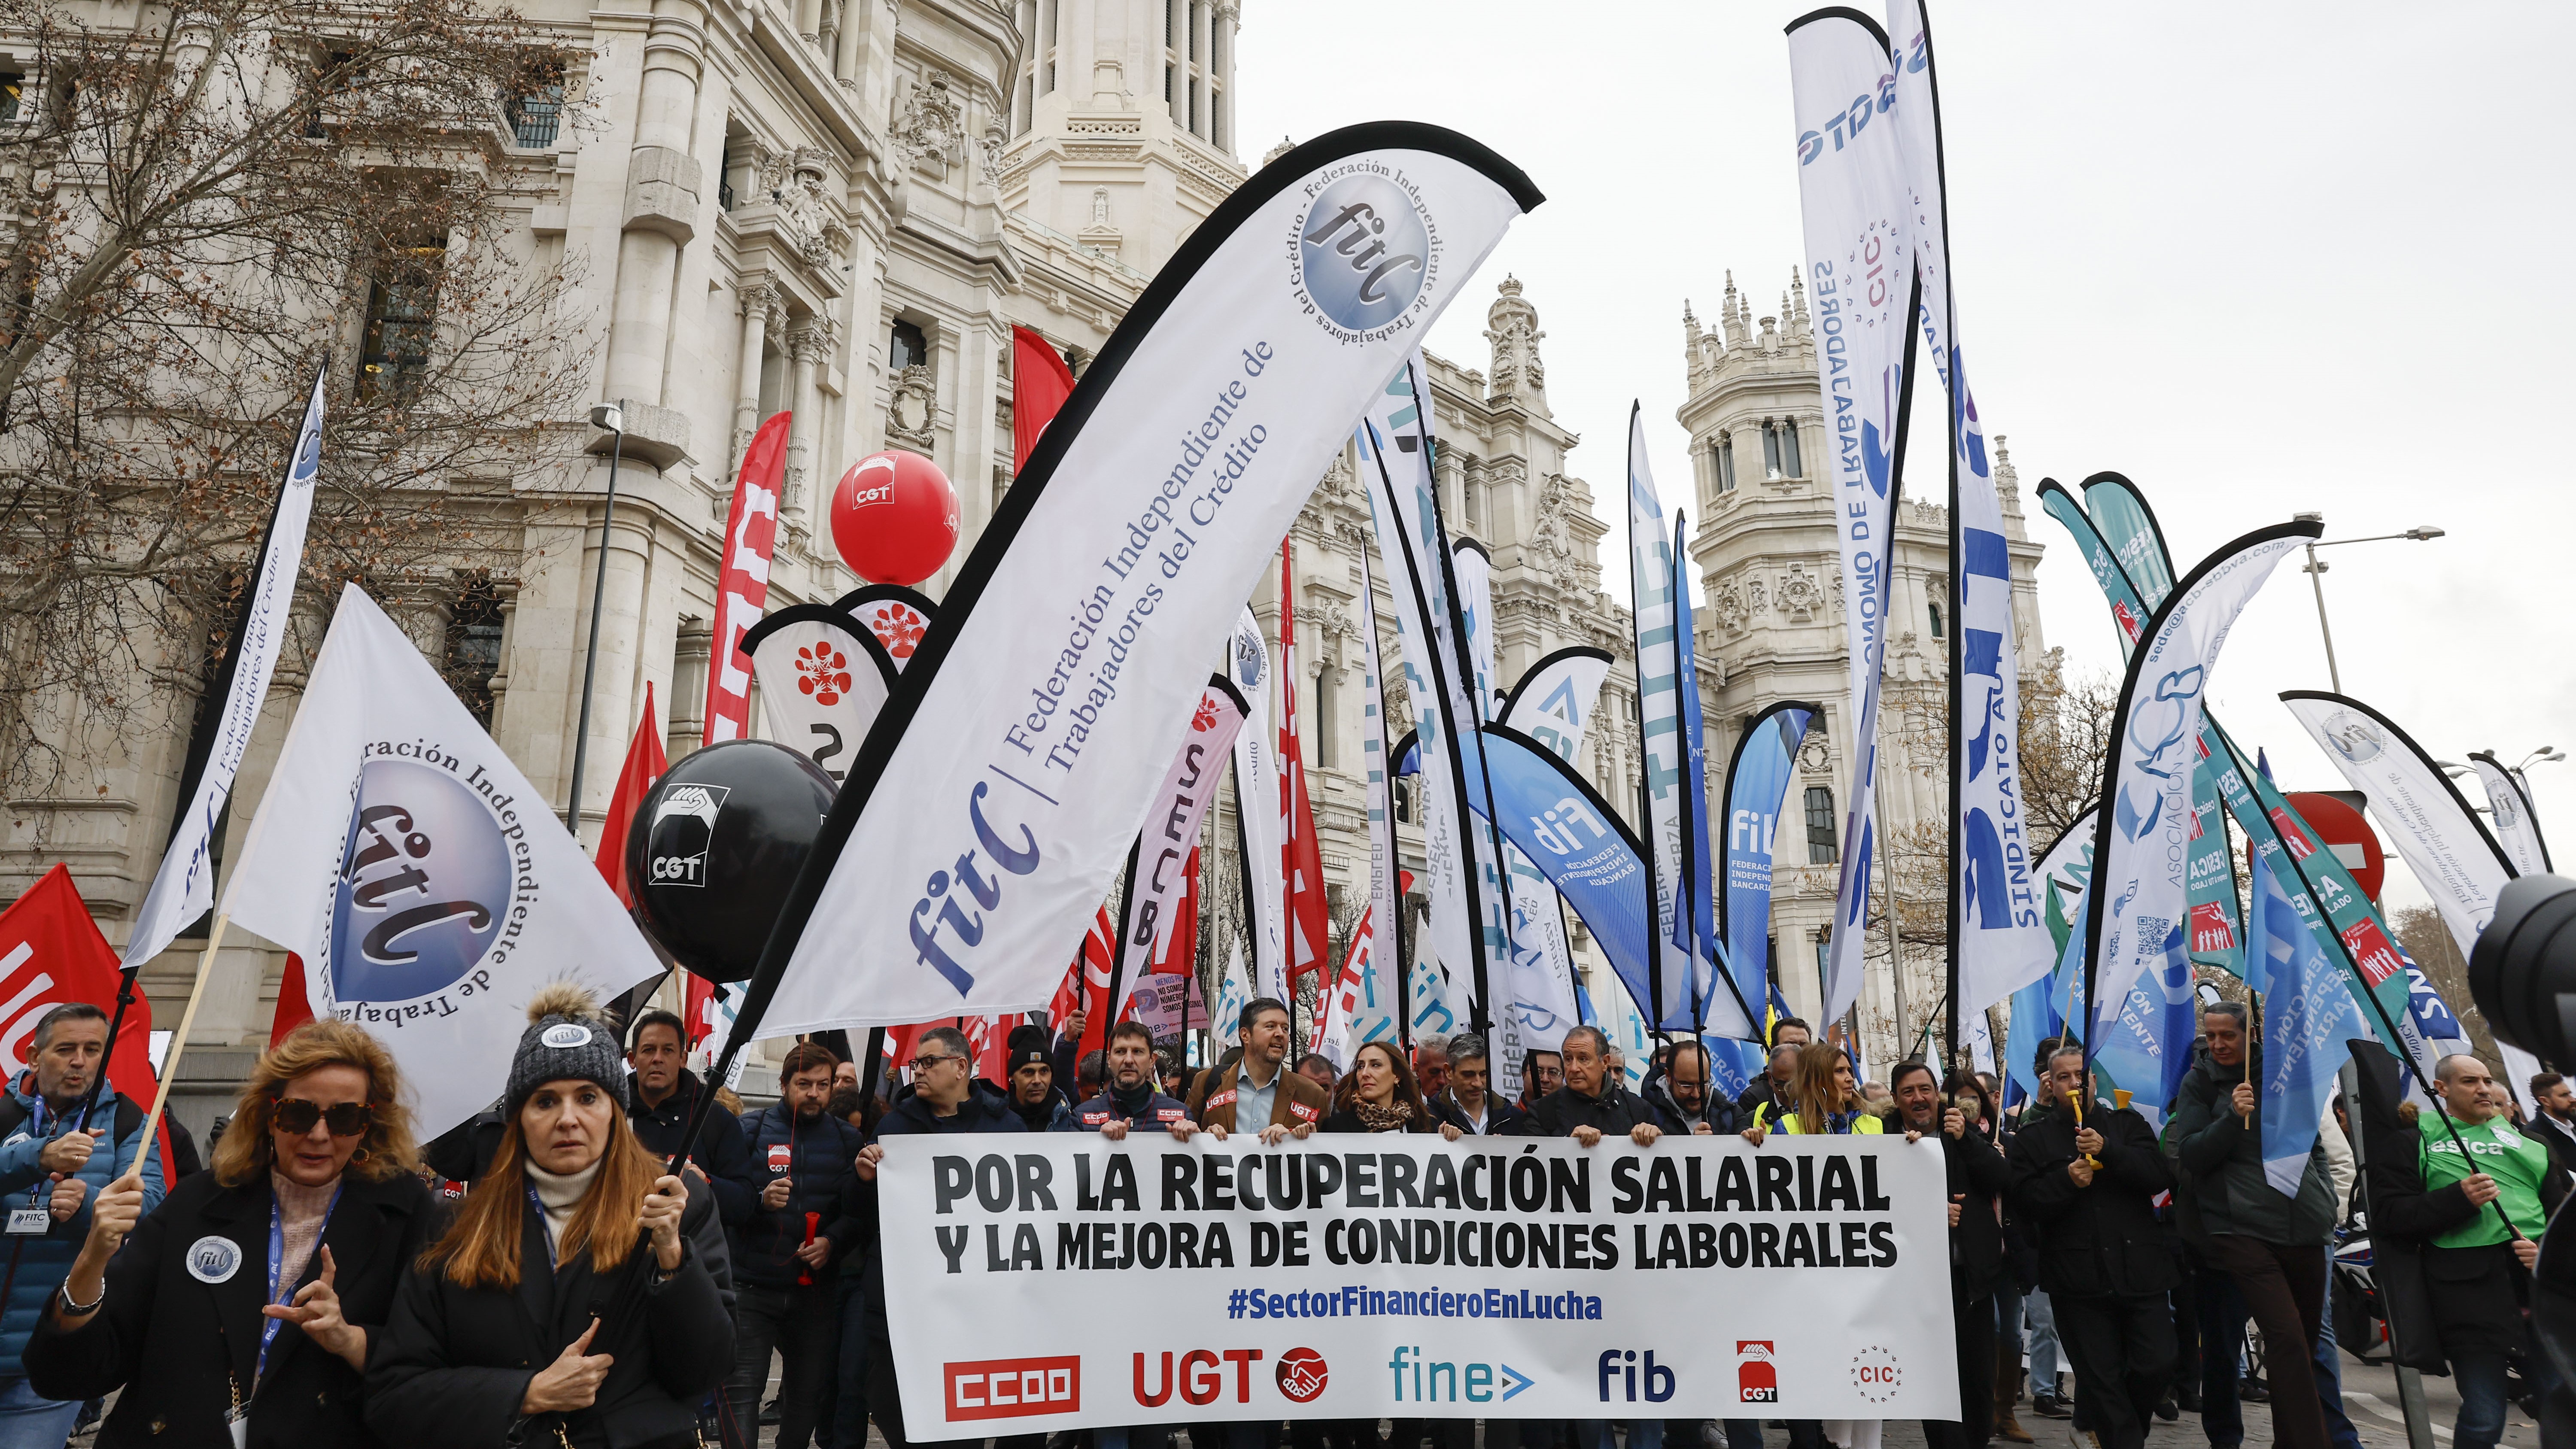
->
<box><xmin>357</xmin><ymin>234</ymin><xmax>447</xmax><ymax>402</ymax></box>
<box><xmin>1804</xmin><ymin>785</ymin><xmax>1838</xmax><ymax>864</ymax></box>
<box><xmin>890</xmin><ymin>319</ymin><xmax>927</xmax><ymax>371</ymax></box>
<box><xmin>1715</xmin><ymin>433</ymin><xmax>1736</xmax><ymax>494</ymax></box>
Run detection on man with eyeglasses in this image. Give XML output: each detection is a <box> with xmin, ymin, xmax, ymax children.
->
<box><xmin>855</xmin><ymin>1027</ymin><xmax>1022</xmax><ymax>1449</ymax></box>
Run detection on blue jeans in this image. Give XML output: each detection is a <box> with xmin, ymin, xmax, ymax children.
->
<box><xmin>0</xmin><ymin>1378</ymin><xmax>83</xmax><ymax>1449</ymax></box>
<box><xmin>2310</xmin><ymin>1261</ymin><xmax>2362</xmax><ymax>1449</ymax></box>
<box><xmin>1577</xmin><ymin>1422</ymin><xmax>1664</xmax><ymax>1449</ymax></box>
<box><xmin>2457</xmin><ymin>1333</ymin><xmax>2564</xmax><ymax>1449</ymax></box>
<box><xmin>2026</xmin><ymin>1291</ymin><xmax>2062</xmax><ymax>1394</ymax></box>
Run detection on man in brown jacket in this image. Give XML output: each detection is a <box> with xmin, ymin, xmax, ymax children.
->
<box><xmin>1186</xmin><ymin>997</ymin><xmax>1327</xmax><ymax>1141</ymax></box>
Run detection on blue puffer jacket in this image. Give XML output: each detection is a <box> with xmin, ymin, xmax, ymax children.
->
<box><xmin>0</xmin><ymin>1072</ymin><xmax>166</xmax><ymax>1378</ymax></box>
<box><xmin>732</xmin><ymin>1103</ymin><xmax>865</xmax><ymax>1290</ymax></box>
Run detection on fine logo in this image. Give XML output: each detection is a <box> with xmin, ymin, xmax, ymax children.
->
<box><xmin>1276</xmin><ymin>1347</ymin><xmax>1328</xmax><ymax>1403</ymax></box>
<box><xmin>1292</xmin><ymin>170</ymin><xmax>1434</xmax><ymax>343</ymax></box>
<box><xmin>186</xmin><ymin>1235</ymin><xmax>244</xmax><ymax>1284</ymax></box>
<box><xmin>331</xmin><ymin>757</ymin><xmax>509</xmax><ymax>1005</ymax></box>
<box><xmin>1849</xmin><ymin>1345</ymin><xmax>1902</xmax><ymax>1404</ymax></box>
<box><xmin>648</xmin><ymin>784</ymin><xmax>732</xmax><ymax>888</ymax></box>
<box><xmin>540</xmin><ymin>1023</ymin><xmax>592</xmax><ymax>1050</ymax></box>
<box><xmin>2320</xmin><ymin>710</ymin><xmax>2386</xmax><ymax>764</ymax></box>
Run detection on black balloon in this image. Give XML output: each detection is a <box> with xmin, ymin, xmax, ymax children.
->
<box><xmin>625</xmin><ymin>739</ymin><xmax>835</xmax><ymax>983</ymax></box>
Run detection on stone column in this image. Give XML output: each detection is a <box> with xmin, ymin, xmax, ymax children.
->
<box><xmin>1165</xmin><ymin>0</ymin><xmax>1186</xmax><ymax>128</ymax></box>
<box><xmin>733</xmin><ymin>282</ymin><xmax>778</xmax><ymax>465</ymax></box>
<box><xmin>786</xmin><ymin>320</ymin><xmax>832</xmax><ymax>523</ymax></box>
<box><xmin>1212</xmin><ymin>0</ymin><xmax>1235</xmax><ymax>152</ymax></box>
<box><xmin>1011</xmin><ymin>0</ymin><xmax>1034</xmax><ymax>130</ymax></box>
<box><xmin>604</xmin><ymin>0</ymin><xmax>706</xmax><ymax>423</ymax></box>
<box><xmin>1188</xmin><ymin>0</ymin><xmax>1210</xmax><ymax>139</ymax></box>
<box><xmin>1036</xmin><ymin>0</ymin><xmax>1056</xmax><ymax>92</ymax></box>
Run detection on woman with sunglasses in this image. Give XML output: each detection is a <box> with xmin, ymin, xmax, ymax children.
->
<box><xmin>367</xmin><ymin>985</ymin><xmax>730</xmax><ymax>1449</ymax></box>
<box><xmin>22</xmin><ymin>1018</ymin><xmax>431</xmax><ymax>1446</ymax></box>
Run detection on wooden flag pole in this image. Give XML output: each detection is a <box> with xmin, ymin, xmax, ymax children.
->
<box><xmin>126</xmin><ymin>912</ymin><xmax>229</xmax><ymax>1185</ymax></box>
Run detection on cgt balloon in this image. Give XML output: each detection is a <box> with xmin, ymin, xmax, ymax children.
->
<box><xmin>830</xmin><ymin>449</ymin><xmax>958</xmax><ymax>586</ymax></box>
<box><xmin>625</xmin><ymin>739</ymin><xmax>834</xmax><ymax>983</ymax></box>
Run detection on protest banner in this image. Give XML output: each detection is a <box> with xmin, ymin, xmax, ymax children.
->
<box><xmin>875</xmin><ymin>1133</ymin><xmax>1956</xmax><ymax>1435</ymax></box>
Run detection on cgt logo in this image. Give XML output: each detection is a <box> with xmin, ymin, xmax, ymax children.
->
<box><xmin>946</xmin><ymin>1356</ymin><xmax>1078</xmax><ymax>1421</ymax></box>
<box><xmin>1737</xmin><ymin>1342</ymin><xmax>1777</xmax><ymax>1403</ymax></box>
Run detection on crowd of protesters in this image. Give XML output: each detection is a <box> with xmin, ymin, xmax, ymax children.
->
<box><xmin>0</xmin><ymin>987</ymin><xmax>2562</xmax><ymax>1449</ymax></box>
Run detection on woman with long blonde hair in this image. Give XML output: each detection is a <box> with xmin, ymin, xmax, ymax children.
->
<box><xmin>366</xmin><ymin>984</ymin><xmax>730</xmax><ymax>1448</ymax></box>
<box><xmin>23</xmin><ymin>1018</ymin><xmax>432</xmax><ymax>1446</ymax></box>
<box><xmin>1741</xmin><ymin>1040</ymin><xmax>1883</xmax><ymax>1142</ymax></box>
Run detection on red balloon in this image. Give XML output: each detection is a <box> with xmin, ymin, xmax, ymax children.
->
<box><xmin>830</xmin><ymin>450</ymin><xmax>959</xmax><ymax>586</ymax></box>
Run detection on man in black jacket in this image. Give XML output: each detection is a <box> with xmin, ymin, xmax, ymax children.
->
<box><xmin>2008</xmin><ymin>1042</ymin><xmax>2175</xmax><ymax>1449</ymax></box>
<box><xmin>1641</xmin><ymin>1039</ymin><xmax>1736</xmax><ymax>1137</ymax></box>
<box><xmin>1435</xmin><ymin>1033</ymin><xmax>1530</xmax><ymax>1136</ymax></box>
<box><xmin>1063</xmin><ymin>1021</ymin><xmax>1196</xmax><ymax>1138</ymax></box>
<box><xmin>1528</xmin><ymin>1026</ymin><xmax>1665</xmax><ymax>1147</ymax></box>
<box><xmin>1896</xmin><ymin>1060</ymin><xmax>2012</xmax><ymax>1449</ymax></box>
<box><xmin>855</xmin><ymin>1027</ymin><xmax>1026</xmax><ymax>1449</ymax></box>
<box><xmin>627</xmin><ymin>1010</ymin><xmax>758</xmax><ymax>1228</ymax></box>
<box><xmin>721</xmin><ymin>1041</ymin><xmax>865</xmax><ymax>1449</ymax></box>
<box><xmin>1734</xmin><ymin>1017</ymin><xmax>1812</xmax><ymax>1123</ymax></box>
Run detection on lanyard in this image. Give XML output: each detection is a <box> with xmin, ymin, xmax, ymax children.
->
<box><xmin>526</xmin><ymin>1183</ymin><xmax>555</xmax><ymax>1273</ymax></box>
<box><xmin>22</xmin><ymin>1092</ymin><xmax>96</xmax><ymax>1206</ymax></box>
<box><xmin>258</xmin><ymin>1182</ymin><xmax>344</xmax><ymax>1382</ymax></box>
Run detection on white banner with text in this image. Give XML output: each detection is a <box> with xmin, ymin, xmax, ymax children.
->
<box><xmin>878</xmin><ymin>1133</ymin><xmax>1957</xmax><ymax>1435</ymax></box>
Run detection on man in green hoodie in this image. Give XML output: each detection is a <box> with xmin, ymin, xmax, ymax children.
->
<box><xmin>2169</xmin><ymin>1002</ymin><xmax>2336</xmax><ymax>1449</ymax></box>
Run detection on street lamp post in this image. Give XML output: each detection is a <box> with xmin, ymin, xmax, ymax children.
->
<box><xmin>563</xmin><ymin>400</ymin><xmax>626</xmax><ymax>835</ymax></box>
<box><xmin>2290</xmin><ymin>513</ymin><xmax>2445</xmax><ymax>693</ymax></box>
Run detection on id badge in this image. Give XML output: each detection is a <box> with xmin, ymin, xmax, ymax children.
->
<box><xmin>225</xmin><ymin>1405</ymin><xmax>248</xmax><ymax>1449</ymax></box>
<box><xmin>5</xmin><ymin>1207</ymin><xmax>48</xmax><ymax>1236</ymax></box>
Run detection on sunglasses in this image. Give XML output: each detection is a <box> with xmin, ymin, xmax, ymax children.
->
<box><xmin>273</xmin><ymin>1097</ymin><xmax>374</xmax><ymax>1138</ymax></box>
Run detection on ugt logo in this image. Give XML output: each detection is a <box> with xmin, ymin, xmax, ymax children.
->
<box><xmin>331</xmin><ymin>758</ymin><xmax>507</xmax><ymax>1003</ymax></box>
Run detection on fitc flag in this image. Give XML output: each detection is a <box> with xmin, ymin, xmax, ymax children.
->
<box><xmin>743</xmin><ymin>125</ymin><xmax>1538</xmax><ymax>1038</ymax></box>
<box><xmin>1787</xmin><ymin>9</ymin><xmax>1916</xmax><ymax>1030</ymax></box>
<box><xmin>125</xmin><ymin>368</ymin><xmax>325</xmax><ymax>972</ymax></box>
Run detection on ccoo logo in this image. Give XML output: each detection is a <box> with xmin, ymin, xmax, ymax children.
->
<box><xmin>331</xmin><ymin>758</ymin><xmax>508</xmax><ymax>1003</ymax></box>
<box><xmin>1295</xmin><ymin>174</ymin><xmax>1429</xmax><ymax>336</ymax></box>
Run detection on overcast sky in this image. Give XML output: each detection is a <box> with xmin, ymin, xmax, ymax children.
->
<box><xmin>1238</xmin><ymin>2</ymin><xmax>2576</xmax><ymax>913</ymax></box>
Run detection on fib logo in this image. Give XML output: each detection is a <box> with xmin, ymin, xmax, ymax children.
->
<box><xmin>330</xmin><ymin>758</ymin><xmax>507</xmax><ymax>1004</ymax></box>
<box><xmin>1736</xmin><ymin>1342</ymin><xmax>1777</xmax><ymax>1404</ymax></box>
<box><xmin>1276</xmin><ymin>1348</ymin><xmax>1328</xmax><ymax>1404</ymax></box>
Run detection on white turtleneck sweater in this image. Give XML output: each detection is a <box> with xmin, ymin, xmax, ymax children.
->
<box><xmin>523</xmin><ymin>1158</ymin><xmax>601</xmax><ymax>1262</ymax></box>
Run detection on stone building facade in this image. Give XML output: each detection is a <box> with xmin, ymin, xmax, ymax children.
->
<box><xmin>1676</xmin><ymin>269</ymin><xmax>2047</xmax><ymax>1062</ymax></box>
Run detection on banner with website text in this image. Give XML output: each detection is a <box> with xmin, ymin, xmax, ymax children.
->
<box><xmin>878</xmin><ymin>1134</ymin><xmax>1956</xmax><ymax>1436</ymax></box>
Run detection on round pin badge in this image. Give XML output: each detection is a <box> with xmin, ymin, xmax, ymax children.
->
<box><xmin>185</xmin><ymin>1235</ymin><xmax>243</xmax><ymax>1284</ymax></box>
<box><xmin>541</xmin><ymin>1023</ymin><xmax>593</xmax><ymax>1049</ymax></box>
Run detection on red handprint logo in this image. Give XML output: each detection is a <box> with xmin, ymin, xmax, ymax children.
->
<box><xmin>795</xmin><ymin>642</ymin><xmax>852</xmax><ymax>706</ymax></box>
<box><xmin>869</xmin><ymin>604</ymin><xmax>927</xmax><ymax>660</ymax></box>
<box><xmin>1192</xmin><ymin>697</ymin><xmax>1221</xmax><ymax>732</ymax></box>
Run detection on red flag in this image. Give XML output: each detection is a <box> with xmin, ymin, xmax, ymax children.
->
<box><xmin>1044</xmin><ymin>906</ymin><xmax>1117</xmax><ymax>1062</ymax></box>
<box><xmin>269</xmin><ymin>954</ymin><xmax>313</xmax><ymax>1048</ymax></box>
<box><xmin>1012</xmin><ymin>326</ymin><xmax>1077</xmax><ymax>471</ymax></box>
<box><xmin>1279</xmin><ymin>545</ymin><xmax>1330</xmax><ymax>981</ymax></box>
<box><xmin>595</xmin><ymin>682</ymin><xmax>667</xmax><ymax>907</ymax></box>
<box><xmin>704</xmin><ymin>413</ymin><xmax>790</xmax><ymax>748</ymax></box>
<box><xmin>0</xmin><ymin>866</ymin><xmax>173</xmax><ymax>1170</ymax></box>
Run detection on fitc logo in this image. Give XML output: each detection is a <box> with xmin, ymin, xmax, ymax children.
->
<box><xmin>1296</xmin><ymin>174</ymin><xmax>1429</xmax><ymax>334</ymax></box>
<box><xmin>330</xmin><ymin>758</ymin><xmax>508</xmax><ymax>1003</ymax></box>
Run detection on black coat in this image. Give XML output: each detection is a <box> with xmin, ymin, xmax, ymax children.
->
<box><xmin>1524</xmin><ymin>1082</ymin><xmax>1664</xmax><ymax>1139</ymax></box>
<box><xmin>2368</xmin><ymin>1103</ymin><xmax>2569</xmax><ymax>1359</ymax></box>
<box><xmin>858</xmin><ymin>1084</ymin><xmax>1023</xmax><ymax>1340</ymax></box>
<box><xmin>733</xmin><ymin>1104</ymin><xmax>864</xmax><ymax>1290</ymax></box>
<box><xmin>627</xmin><ymin>1072</ymin><xmax>756</xmax><ymax>1230</ymax></box>
<box><xmin>1431</xmin><ymin>1091</ymin><xmax>1530</xmax><ymax>1137</ymax></box>
<box><xmin>2007</xmin><ymin>1101</ymin><xmax>2176</xmax><ymax>1300</ymax></box>
<box><xmin>365</xmin><ymin>1179</ymin><xmax>732</xmax><ymax>1449</ymax></box>
<box><xmin>1933</xmin><ymin>1121</ymin><xmax>2014</xmax><ymax>1303</ymax></box>
<box><xmin>21</xmin><ymin>1169</ymin><xmax>435</xmax><ymax>1448</ymax></box>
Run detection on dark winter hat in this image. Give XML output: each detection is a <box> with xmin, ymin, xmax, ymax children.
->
<box><xmin>1006</xmin><ymin>1023</ymin><xmax>1051</xmax><ymax>1075</ymax></box>
<box><xmin>507</xmin><ymin>983</ymin><xmax>629</xmax><ymax>1115</ymax></box>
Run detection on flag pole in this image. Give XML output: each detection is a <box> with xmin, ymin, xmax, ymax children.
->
<box><xmin>118</xmin><ymin>914</ymin><xmax>229</xmax><ymax>1187</ymax></box>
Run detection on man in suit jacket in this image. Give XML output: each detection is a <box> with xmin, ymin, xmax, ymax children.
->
<box><xmin>2527</xmin><ymin>1072</ymin><xmax>2576</xmax><ymax>1181</ymax></box>
<box><xmin>1185</xmin><ymin>998</ymin><xmax>1327</xmax><ymax>1140</ymax></box>
<box><xmin>1431</xmin><ymin>1034</ymin><xmax>1529</xmax><ymax>1136</ymax></box>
